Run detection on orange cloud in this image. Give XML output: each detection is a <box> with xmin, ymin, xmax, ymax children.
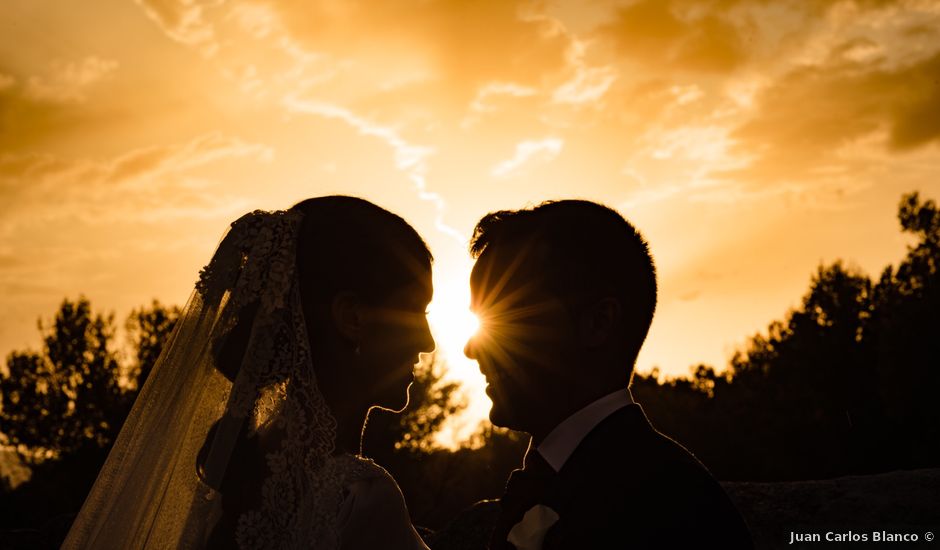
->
<box><xmin>0</xmin><ymin>73</ymin><xmax>14</xmax><ymax>92</ymax></box>
<box><xmin>727</xmin><ymin>50</ymin><xmax>940</xmax><ymax>183</ymax></box>
<box><xmin>0</xmin><ymin>133</ymin><xmax>272</xmax><ymax>229</ymax></box>
<box><xmin>599</xmin><ymin>0</ymin><xmax>750</xmax><ymax>74</ymax></box>
<box><xmin>134</xmin><ymin>0</ymin><xmax>219</xmax><ymax>55</ymax></box>
<box><xmin>268</xmin><ymin>0</ymin><xmax>573</xmax><ymax>99</ymax></box>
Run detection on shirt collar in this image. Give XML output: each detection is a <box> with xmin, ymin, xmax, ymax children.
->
<box><xmin>534</xmin><ymin>388</ymin><xmax>634</xmax><ymax>473</ymax></box>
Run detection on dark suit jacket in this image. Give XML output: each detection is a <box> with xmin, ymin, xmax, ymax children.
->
<box><xmin>494</xmin><ymin>404</ymin><xmax>753</xmax><ymax>549</ymax></box>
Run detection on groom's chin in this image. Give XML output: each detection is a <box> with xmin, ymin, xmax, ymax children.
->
<box><xmin>487</xmin><ymin>403</ymin><xmax>515</xmax><ymax>430</ymax></box>
<box><xmin>486</xmin><ymin>388</ymin><xmax>518</xmax><ymax>429</ymax></box>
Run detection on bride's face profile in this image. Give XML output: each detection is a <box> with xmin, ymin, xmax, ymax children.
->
<box><xmin>293</xmin><ymin>196</ymin><xmax>436</xmax><ymax>424</ymax></box>
<box><xmin>357</xmin><ymin>268</ymin><xmax>435</xmax><ymax>412</ymax></box>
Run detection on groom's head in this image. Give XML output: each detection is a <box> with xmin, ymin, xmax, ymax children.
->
<box><xmin>464</xmin><ymin>200</ymin><xmax>656</xmax><ymax>435</ymax></box>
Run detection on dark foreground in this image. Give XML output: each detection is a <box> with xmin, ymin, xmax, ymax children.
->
<box><xmin>429</xmin><ymin>467</ymin><xmax>940</xmax><ymax>550</ymax></box>
<box><xmin>2</xmin><ymin>467</ymin><xmax>937</xmax><ymax>549</ymax></box>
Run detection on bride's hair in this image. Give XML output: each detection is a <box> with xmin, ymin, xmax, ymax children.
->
<box><xmin>291</xmin><ymin>196</ymin><xmax>433</xmax><ymax>339</ymax></box>
<box><xmin>213</xmin><ymin>196</ymin><xmax>432</xmax><ymax>379</ymax></box>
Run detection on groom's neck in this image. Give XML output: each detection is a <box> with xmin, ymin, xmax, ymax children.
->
<box><xmin>525</xmin><ymin>390</ymin><xmax>613</xmax><ymax>447</ymax></box>
<box><xmin>525</xmin><ymin>385</ymin><xmax>623</xmax><ymax>444</ymax></box>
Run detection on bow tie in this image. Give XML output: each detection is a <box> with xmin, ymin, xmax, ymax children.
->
<box><xmin>489</xmin><ymin>450</ymin><xmax>557</xmax><ymax>550</ymax></box>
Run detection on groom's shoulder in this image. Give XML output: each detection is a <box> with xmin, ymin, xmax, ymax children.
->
<box><xmin>553</xmin><ymin>404</ymin><xmax>754</xmax><ymax>548</ymax></box>
<box><xmin>573</xmin><ymin>404</ymin><xmax>705</xmax><ymax>468</ymax></box>
<box><xmin>564</xmin><ymin>403</ymin><xmax>726</xmax><ymax>499</ymax></box>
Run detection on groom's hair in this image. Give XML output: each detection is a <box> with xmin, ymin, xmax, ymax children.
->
<box><xmin>470</xmin><ymin>200</ymin><xmax>657</xmax><ymax>366</ymax></box>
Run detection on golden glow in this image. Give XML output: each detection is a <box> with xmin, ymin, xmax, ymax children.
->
<box><xmin>425</xmin><ymin>271</ymin><xmax>491</xmax><ymax>449</ymax></box>
<box><xmin>2</xmin><ymin>0</ymin><xmax>939</xmax><ymax>449</ymax></box>
<box><xmin>427</xmin><ymin>287</ymin><xmax>480</xmax><ymax>359</ymax></box>
<box><xmin>426</xmin><ymin>250</ymin><xmax>570</xmax><ymax>449</ymax></box>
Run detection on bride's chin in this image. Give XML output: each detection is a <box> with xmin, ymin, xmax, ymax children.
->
<box><xmin>372</xmin><ymin>399</ymin><xmax>408</xmax><ymax>414</ymax></box>
<box><xmin>372</xmin><ymin>384</ymin><xmax>412</xmax><ymax>414</ymax></box>
<box><xmin>381</xmin><ymin>403</ymin><xmax>407</xmax><ymax>414</ymax></box>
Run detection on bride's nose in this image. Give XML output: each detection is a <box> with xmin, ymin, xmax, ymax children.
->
<box><xmin>419</xmin><ymin>320</ymin><xmax>436</xmax><ymax>354</ymax></box>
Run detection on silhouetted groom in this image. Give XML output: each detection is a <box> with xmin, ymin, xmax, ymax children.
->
<box><xmin>464</xmin><ymin>200</ymin><xmax>753</xmax><ymax>549</ymax></box>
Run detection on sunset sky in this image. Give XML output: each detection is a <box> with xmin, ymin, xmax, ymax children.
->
<box><xmin>2</xmin><ymin>0</ymin><xmax>939</xmax><ymax>444</ymax></box>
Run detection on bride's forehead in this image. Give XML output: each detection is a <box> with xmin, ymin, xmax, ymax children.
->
<box><xmin>389</xmin><ymin>272</ymin><xmax>433</xmax><ymax>303</ymax></box>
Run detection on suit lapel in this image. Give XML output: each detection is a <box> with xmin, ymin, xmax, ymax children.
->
<box><xmin>540</xmin><ymin>404</ymin><xmax>655</xmax><ymax>548</ymax></box>
<box><xmin>494</xmin><ymin>404</ymin><xmax>657</xmax><ymax>549</ymax></box>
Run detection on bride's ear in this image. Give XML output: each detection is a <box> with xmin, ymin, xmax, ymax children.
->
<box><xmin>331</xmin><ymin>291</ymin><xmax>364</xmax><ymax>345</ymax></box>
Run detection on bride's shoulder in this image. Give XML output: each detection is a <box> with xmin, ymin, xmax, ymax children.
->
<box><xmin>334</xmin><ymin>455</ymin><xmax>428</xmax><ymax>549</ymax></box>
<box><xmin>331</xmin><ymin>453</ymin><xmax>394</xmax><ymax>486</ymax></box>
<box><xmin>334</xmin><ymin>454</ymin><xmax>403</xmax><ymax>507</ymax></box>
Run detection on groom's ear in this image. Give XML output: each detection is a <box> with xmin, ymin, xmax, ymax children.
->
<box><xmin>578</xmin><ymin>297</ymin><xmax>621</xmax><ymax>348</ymax></box>
<box><xmin>331</xmin><ymin>291</ymin><xmax>364</xmax><ymax>342</ymax></box>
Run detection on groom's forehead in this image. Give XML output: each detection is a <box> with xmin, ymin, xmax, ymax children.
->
<box><xmin>470</xmin><ymin>241</ymin><xmax>546</xmax><ymax>301</ymax></box>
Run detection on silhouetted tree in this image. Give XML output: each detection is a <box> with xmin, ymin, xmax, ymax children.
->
<box><xmin>868</xmin><ymin>191</ymin><xmax>940</xmax><ymax>468</ymax></box>
<box><xmin>0</xmin><ymin>298</ymin><xmax>124</xmax><ymax>463</ymax></box>
<box><xmin>398</xmin><ymin>359</ymin><xmax>466</xmax><ymax>453</ymax></box>
<box><xmin>723</xmin><ymin>261</ymin><xmax>876</xmax><ymax>478</ymax></box>
<box><xmin>0</xmin><ymin>299</ymin><xmax>183</xmax><ymax>535</ymax></box>
<box><xmin>124</xmin><ymin>300</ymin><xmax>180</xmax><ymax>390</ymax></box>
<box><xmin>636</xmin><ymin>191</ymin><xmax>940</xmax><ymax>481</ymax></box>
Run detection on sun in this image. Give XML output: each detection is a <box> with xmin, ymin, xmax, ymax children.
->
<box><xmin>424</xmin><ymin>269</ymin><xmax>491</xmax><ymax>448</ymax></box>
<box><xmin>428</xmin><ymin>293</ymin><xmax>479</xmax><ymax>357</ymax></box>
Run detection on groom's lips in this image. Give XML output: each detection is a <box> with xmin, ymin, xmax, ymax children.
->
<box><xmin>484</xmin><ymin>381</ymin><xmax>508</xmax><ymax>401</ymax></box>
<box><xmin>481</xmin><ymin>367</ymin><xmax>498</xmax><ymax>381</ymax></box>
<box><xmin>483</xmin><ymin>372</ymin><xmax>504</xmax><ymax>391</ymax></box>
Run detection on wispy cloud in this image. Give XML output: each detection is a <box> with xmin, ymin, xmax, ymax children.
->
<box><xmin>552</xmin><ymin>38</ymin><xmax>617</xmax><ymax>105</ymax></box>
<box><xmin>24</xmin><ymin>57</ymin><xmax>118</xmax><ymax>104</ymax></box>
<box><xmin>492</xmin><ymin>138</ymin><xmax>564</xmax><ymax>178</ymax></box>
<box><xmin>109</xmin><ymin>133</ymin><xmax>274</xmax><ymax>182</ymax></box>
<box><xmin>134</xmin><ymin>0</ymin><xmax>220</xmax><ymax>56</ymax></box>
<box><xmin>470</xmin><ymin>82</ymin><xmax>538</xmax><ymax>113</ymax></box>
<box><xmin>282</xmin><ymin>96</ymin><xmax>465</xmax><ymax>242</ymax></box>
<box><xmin>283</xmin><ymin>97</ymin><xmax>431</xmax><ymax>173</ymax></box>
<box><xmin>552</xmin><ymin>64</ymin><xmax>617</xmax><ymax>105</ymax></box>
<box><xmin>0</xmin><ymin>132</ymin><xmax>272</xmax><ymax>229</ymax></box>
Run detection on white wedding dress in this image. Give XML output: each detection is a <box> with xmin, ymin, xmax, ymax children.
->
<box><xmin>61</xmin><ymin>209</ymin><xmax>429</xmax><ymax>550</ymax></box>
<box><xmin>333</xmin><ymin>455</ymin><xmax>430</xmax><ymax>550</ymax></box>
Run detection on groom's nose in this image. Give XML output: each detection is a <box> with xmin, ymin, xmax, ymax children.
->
<box><xmin>463</xmin><ymin>335</ymin><xmax>477</xmax><ymax>360</ymax></box>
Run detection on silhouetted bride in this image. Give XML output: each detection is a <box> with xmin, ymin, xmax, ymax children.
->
<box><xmin>62</xmin><ymin>196</ymin><xmax>435</xmax><ymax>549</ymax></box>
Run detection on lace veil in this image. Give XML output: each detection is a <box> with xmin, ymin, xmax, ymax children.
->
<box><xmin>62</xmin><ymin>208</ymin><xmax>354</xmax><ymax>549</ymax></box>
